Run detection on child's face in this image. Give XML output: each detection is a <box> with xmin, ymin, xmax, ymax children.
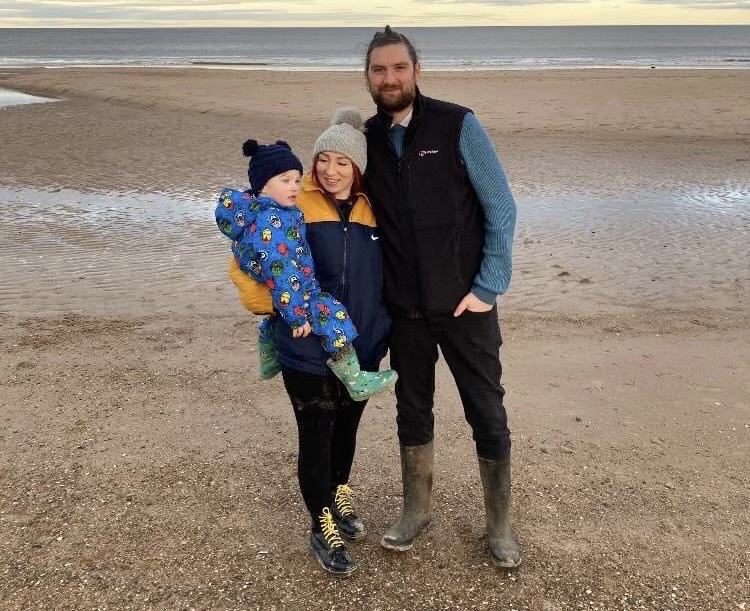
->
<box><xmin>260</xmin><ymin>170</ymin><xmax>302</xmax><ymax>207</ymax></box>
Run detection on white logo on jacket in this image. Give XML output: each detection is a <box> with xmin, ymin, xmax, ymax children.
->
<box><xmin>418</xmin><ymin>149</ymin><xmax>439</xmax><ymax>157</ymax></box>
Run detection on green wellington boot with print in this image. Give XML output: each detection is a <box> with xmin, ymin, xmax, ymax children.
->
<box><xmin>257</xmin><ymin>336</ymin><xmax>281</xmax><ymax>380</ymax></box>
<box><xmin>326</xmin><ymin>349</ymin><xmax>397</xmax><ymax>402</ymax></box>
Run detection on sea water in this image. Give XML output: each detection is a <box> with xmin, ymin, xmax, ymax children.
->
<box><xmin>0</xmin><ymin>87</ymin><xmax>56</xmax><ymax>109</ymax></box>
<box><xmin>1</xmin><ymin>26</ymin><xmax>748</xmax><ymax>70</ymax></box>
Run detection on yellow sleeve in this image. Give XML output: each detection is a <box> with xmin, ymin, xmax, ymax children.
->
<box><xmin>227</xmin><ymin>256</ymin><xmax>274</xmax><ymax>314</ymax></box>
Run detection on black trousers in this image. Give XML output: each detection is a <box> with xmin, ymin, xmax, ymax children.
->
<box><xmin>281</xmin><ymin>367</ymin><xmax>367</xmax><ymax>520</ymax></box>
<box><xmin>388</xmin><ymin>306</ymin><xmax>510</xmax><ymax>460</ymax></box>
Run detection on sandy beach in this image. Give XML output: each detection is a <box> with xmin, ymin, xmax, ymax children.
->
<box><xmin>0</xmin><ymin>67</ymin><xmax>748</xmax><ymax>610</ymax></box>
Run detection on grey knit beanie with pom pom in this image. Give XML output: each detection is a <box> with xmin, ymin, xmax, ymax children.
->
<box><xmin>312</xmin><ymin>108</ymin><xmax>368</xmax><ymax>173</ymax></box>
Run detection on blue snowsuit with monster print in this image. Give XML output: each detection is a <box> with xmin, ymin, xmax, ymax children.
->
<box><xmin>216</xmin><ymin>187</ymin><xmax>358</xmax><ymax>354</ymax></box>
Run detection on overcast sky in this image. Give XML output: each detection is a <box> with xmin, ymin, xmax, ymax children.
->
<box><xmin>0</xmin><ymin>0</ymin><xmax>747</xmax><ymax>27</ymax></box>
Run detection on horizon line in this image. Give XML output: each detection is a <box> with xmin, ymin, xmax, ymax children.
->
<box><xmin>1</xmin><ymin>23</ymin><xmax>748</xmax><ymax>29</ymax></box>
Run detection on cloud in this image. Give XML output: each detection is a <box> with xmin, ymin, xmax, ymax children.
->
<box><xmin>1</xmin><ymin>0</ymin><xmax>748</xmax><ymax>26</ymax></box>
<box><xmin>4</xmin><ymin>0</ymin><xmax>270</xmax><ymax>5</ymax></box>
<box><xmin>637</xmin><ymin>0</ymin><xmax>750</xmax><ymax>7</ymax></box>
<box><xmin>0</xmin><ymin>0</ymin><xmax>346</xmax><ymax>25</ymax></box>
<box><xmin>0</xmin><ymin>1</ymin><xmax>394</xmax><ymax>24</ymax></box>
<box><xmin>417</xmin><ymin>0</ymin><xmax>584</xmax><ymax>3</ymax></box>
<box><xmin>403</xmin><ymin>0</ymin><xmax>748</xmax><ymax>5</ymax></box>
<box><xmin>0</xmin><ymin>0</ymin><xmax>540</xmax><ymax>27</ymax></box>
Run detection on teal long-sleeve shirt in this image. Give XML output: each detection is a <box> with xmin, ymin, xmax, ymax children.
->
<box><xmin>459</xmin><ymin>112</ymin><xmax>517</xmax><ymax>303</ymax></box>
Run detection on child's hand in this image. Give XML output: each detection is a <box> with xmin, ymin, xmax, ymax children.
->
<box><xmin>292</xmin><ymin>322</ymin><xmax>312</xmax><ymax>338</ymax></box>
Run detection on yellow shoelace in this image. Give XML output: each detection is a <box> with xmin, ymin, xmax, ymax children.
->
<box><xmin>319</xmin><ymin>507</ymin><xmax>344</xmax><ymax>549</ymax></box>
<box><xmin>334</xmin><ymin>484</ymin><xmax>355</xmax><ymax>517</ymax></box>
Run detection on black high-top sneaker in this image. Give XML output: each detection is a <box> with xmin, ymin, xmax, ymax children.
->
<box><xmin>332</xmin><ymin>484</ymin><xmax>366</xmax><ymax>540</ymax></box>
<box><xmin>309</xmin><ymin>507</ymin><xmax>356</xmax><ymax>577</ymax></box>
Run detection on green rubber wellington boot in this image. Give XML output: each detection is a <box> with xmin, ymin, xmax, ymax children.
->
<box><xmin>257</xmin><ymin>336</ymin><xmax>281</xmax><ymax>380</ymax></box>
<box><xmin>478</xmin><ymin>455</ymin><xmax>522</xmax><ymax>568</ymax></box>
<box><xmin>380</xmin><ymin>442</ymin><xmax>433</xmax><ymax>551</ymax></box>
<box><xmin>326</xmin><ymin>349</ymin><xmax>397</xmax><ymax>402</ymax></box>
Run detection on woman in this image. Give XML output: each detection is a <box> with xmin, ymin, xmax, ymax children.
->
<box><xmin>228</xmin><ymin>109</ymin><xmax>390</xmax><ymax>578</ymax></box>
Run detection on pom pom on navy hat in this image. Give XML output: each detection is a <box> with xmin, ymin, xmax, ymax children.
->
<box><xmin>242</xmin><ymin>139</ymin><xmax>259</xmax><ymax>157</ymax></box>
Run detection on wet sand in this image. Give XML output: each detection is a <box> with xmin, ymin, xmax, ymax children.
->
<box><xmin>0</xmin><ymin>68</ymin><xmax>748</xmax><ymax>610</ymax></box>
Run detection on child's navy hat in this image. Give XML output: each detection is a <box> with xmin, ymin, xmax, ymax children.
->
<box><xmin>243</xmin><ymin>139</ymin><xmax>303</xmax><ymax>196</ymax></box>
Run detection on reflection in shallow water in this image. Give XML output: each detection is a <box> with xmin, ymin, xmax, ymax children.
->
<box><xmin>683</xmin><ymin>183</ymin><xmax>749</xmax><ymax>213</ymax></box>
<box><xmin>0</xmin><ymin>87</ymin><xmax>58</xmax><ymax>109</ymax></box>
<box><xmin>5</xmin><ymin>187</ymin><xmax>212</xmax><ymax>229</ymax></box>
<box><xmin>503</xmin><ymin>181</ymin><xmax>748</xmax><ymax>313</ymax></box>
<box><xmin>519</xmin><ymin>182</ymin><xmax>750</xmax><ymax>223</ymax></box>
<box><xmin>0</xmin><ymin>186</ymin><xmax>229</xmax><ymax>315</ymax></box>
<box><xmin>0</xmin><ymin>183</ymin><xmax>747</xmax><ymax>316</ymax></box>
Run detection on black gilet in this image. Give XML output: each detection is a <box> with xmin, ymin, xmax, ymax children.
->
<box><xmin>364</xmin><ymin>91</ymin><xmax>485</xmax><ymax>316</ymax></box>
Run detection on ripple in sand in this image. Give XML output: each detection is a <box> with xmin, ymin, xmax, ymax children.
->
<box><xmin>508</xmin><ymin>182</ymin><xmax>749</xmax><ymax>314</ymax></box>
<box><xmin>1</xmin><ymin>183</ymin><xmax>747</xmax><ymax>317</ymax></box>
<box><xmin>0</xmin><ymin>186</ymin><xmax>233</xmax><ymax>315</ymax></box>
<box><xmin>683</xmin><ymin>183</ymin><xmax>749</xmax><ymax>213</ymax></box>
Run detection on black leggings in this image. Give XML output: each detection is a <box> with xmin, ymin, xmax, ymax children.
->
<box><xmin>281</xmin><ymin>366</ymin><xmax>367</xmax><ymax>520</ymax></box>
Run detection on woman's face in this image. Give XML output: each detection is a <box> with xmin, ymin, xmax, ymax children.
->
<box><xmin>315</xmin><ymin>152</ymin><xmax>355</xmax><ymax>200</ymax></box>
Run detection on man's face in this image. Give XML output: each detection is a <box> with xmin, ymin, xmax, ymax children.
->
<box><xmin>366</xmin><ymin>43</ymin><xmax>420</xmax><ymax>114</ymax></box>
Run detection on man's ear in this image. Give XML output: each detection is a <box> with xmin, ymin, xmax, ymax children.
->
<box><xmin>415</xmin><ymin>62</ymin><xmax>422</xmax><ymax>78</ymax></box>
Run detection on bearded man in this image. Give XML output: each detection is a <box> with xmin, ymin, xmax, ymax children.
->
<box><xmin>362</xmin><ymin>25</ymin><xmax>521</xmax><ymax>568</ymax></box>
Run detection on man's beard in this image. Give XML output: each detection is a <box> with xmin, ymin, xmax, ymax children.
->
<box><xmin>370</xmin><ymin>84</ymin><xmax>416</xmax><ymax>114</ymax></box>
